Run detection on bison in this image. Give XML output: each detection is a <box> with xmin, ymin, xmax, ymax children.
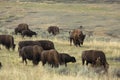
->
<box><xmin>59</xmin><ymin>53</ymin><xmax>76</xmax><ymax>67</ymax></box>
<box><xmin>18</xmin><ymin>40</ymin><xmax>41</xmax><ymax>52</ymax></box>
<box><xmin>19</xmin><ymin>45</ymin><xmax>43</xmax><ymax>65</ymax></box>
<box><xmin>15</xmin><ymin>23</ymin><xmax>29</xmax><ymax>35</ymax></box>
<box><xmin>69</xmin><ymin>29</ymin><xmax>86</xmax><ymax>47</ymax></box>
<box><xmin>41</xmin><ymin>49</ymin><xmax>60</xmax><ymax>68</ymax></box>
<box><xmin>47</xmin><ymin>26</ymin><xmax>59</xmax><ymax>35</ymax></box>
<box><xmin>18</xmin><ymin>40</ymin><xmax>55</xmax><ymax>51</ymax></box>
<box><xmin>21</xmin><ymin>30</ymin><xmax>37</xmax><ymax>38</ymax></box>
<box><xmin>81</xmin><ymin>50</ymin><xmax>109</xmax><ymax>72</ymax></box>
<box><xmin>0</xmin><ymin>35</ymin><xmax>16</xmax><ymax>50</ymax></box>
<box><xmin>37</xmin><ymin>40</ymin><xmax>55</xmax><ymax>50</ymax></box>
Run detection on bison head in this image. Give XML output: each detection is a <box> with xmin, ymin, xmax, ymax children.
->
<box><xmin>78</xmin><ymin>34</ymin><xmax>86</xmax><ymax>45</ymax></box>
<box><xmin>33</xmin><ymin>32</ymin><xmax>37</xmax><ymax>37</ymax></box>
<box><xmin>71</xmin><ymin>57</ymin><xmax>76</xmax><ymax>63</ymax></box>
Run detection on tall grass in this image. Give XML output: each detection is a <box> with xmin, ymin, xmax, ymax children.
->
<box><xmin>0</xmin><ymin>2</ymin><xmax>120</xmax><ymax>80</ymax></box>
<box><xmin>0</xmin><ymin>34</ymin><xmax>120</xmax><ymax>80</ymax></box>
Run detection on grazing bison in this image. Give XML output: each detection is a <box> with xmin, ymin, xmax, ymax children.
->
<box><xmin>59</xmin><ymin>53</ymin><xmax>76</xmax><ymax>67</ymax></box>
<box><xmin>41</xmin><ymin>49</ymin><xmax>60</xmax><ymax>68</ymax></box>
<box><xmin>21</xmin><ymin>30</ymin><xmax>37</xmax><ymax>38</ymax></box>
<box><xmin>37</xmin><ymin>40</ymin><xmax>55</xmax><ymax>50</ymax></box>
<box><xmin>47</xmin><ymin>26</ymin><xmax>59</xmax><ymax>35</ymax></box>
<box><xmin>0</xmin><ymin>35</ymin><xmax>16</xmax><ymax>50</ymax></box>
<box><xmin>19</xmin><ymin>45</ymin><xmax>43</xmax><ymax>65</ymax></box>
<box><xmin>69</xmin><ymin>29</ymin><xmax>86</xmax><ymax>47</ymax></box>
<box><xmin>81</xmin><ymin>50</ymin><xmax>109</xmax><ymax>71</ymax></box>
<box><xmin>15</xmin><ymin>23</ymin><xmax>29</xmax><ymax>35</ymax></box>
<box><xmin>18</xmin><ymin>40</ymin><xmax>41</xmax><ymax>51</ymax></box>
<box><xmin>18</xmin><ymin>40</ymin><xmax>55</xmax><ymax>51</ymax></box>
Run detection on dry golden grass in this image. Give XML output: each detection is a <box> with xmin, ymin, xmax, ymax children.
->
<box><xmin>0</xmin><ymin>1</ymin><xmax>120</xmax><ymax>80</ymax></box>
<box><xmin>1</xmin><ymin>36</ymin><xmax>120</xmax><ymax>80</ymax></box>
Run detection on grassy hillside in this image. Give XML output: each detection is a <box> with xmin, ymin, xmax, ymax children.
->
<box><xmin>0</xmin><ymin>2</ymin><xmax>120</xmax><ymax>80</ymax></box>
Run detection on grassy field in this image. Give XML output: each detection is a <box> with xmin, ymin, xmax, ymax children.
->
<box><xmin>0</xmin><ymin>1</ymin><xmax>120</xmax><ymax>80</ymax></box>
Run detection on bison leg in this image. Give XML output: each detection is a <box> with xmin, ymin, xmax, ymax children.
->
<box><xmin>22</xmin><ymin>57</ymin><xmax>27</xmax><ymax>65</ymax></box>
<box><xmin>86</xmin><ymin>61</ymin><xmax>89</xmax><ymax>66</ymax></box>
<box><xmin>82</xmin><ymin>59</ymin><xmax>85</xmax><ymax>65</ymax></box>
<box><xmin>65</xmin><ymin>63</ymin><xmax>67</xmax><ymax>67</ymax></box>
<box><xmin>78</xmin><ymin>42</ymin><xmax>81</xmax><ymax>47</ymax></box>
<box><xmin>70</xmin><ymin>37</ymin><xmax>73</xmax><ymax>46</ymax></box>
<box><xmin>24</xmin><ymin>59</ymin><xmax>27</xmax><ymax>65</ymax></box>
<box><xmin>32</xmin><ymin>60</ymin><xmax>39</xmax><ymax>65</ymax></box>
<box><xmin>42</xmin><ymin>61</ymin><xmax>46</xmax><ymax>66</ymax></box>
<box><xmin>5</xmin><ymin>45</ymin><xmax>10</xmax><ymax>50</ymax></box>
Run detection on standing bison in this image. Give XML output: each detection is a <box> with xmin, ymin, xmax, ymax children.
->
<box><xmin>21</xmin><ymin>30</ymin><xmax>37</xmax><ymax>38</ymax></box>
<box><xmin>37</xmin><ymin>40</ymin><xmax>55</xmax><ymax>50</ymax></box>
<box><xmin>15</xmin><ymin>23</ymin><xmax>29</xmax><ymax>35</ymax></box>
<box><xmin>18</xmin><ymin>40</ymin><xmax>41</xmax><ymax>51</ymax></box>
<box><xmin>41</xmin><ymin>49</ymin><xmax>60</xmax><ymax>68</ymax></box>
<box><xmin>47</xmin><ymin>26</ymin><xmax>59</xmax><ymax>35</ymax></box>
<box><xmin>69</xmin><ymin>29</ymin><xmax>86</xmax><ymax>47</ymax></box>
<box><xmin>19</xmin><ymin>45</ymin><xmax>43</xmax><ymax>65</ymax></box>
<box><xmin>18</xmin><ymin>40</ymin><xmax>55</xmax><ymax>51</ymax></box>
<box><xmin>0</xmin><ymin>35</ymin><xmax>16</xmax><ymax>50</ymax></box>
<box><xmin>59</xmin><ymin>53</ymin><xmax>76</xmax><ymax>67</ymax></box>
<box><xmin>81</xmin><ymin>50</ymin><xmax>109</xmax><ymax>72</ymax></box>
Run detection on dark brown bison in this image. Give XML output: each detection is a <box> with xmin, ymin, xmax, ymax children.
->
<box><xmin>21</xmin><ymin>30</ymin><xmax>37</xmax><ymax>38</ymax></box>
<box><xmin>19</xmin><ymin>45</ymin><xmax>43</xmax><ymax>65</ymax></box>
<box><xmin>41</xmin><ymin>49</ymin><xmax>60</xmax><ymax>68</ymax></box>
<box><xmin>0</xmin><ymin>62</ymin><xmax>2</xmax><ymax>69</ymax></box>
<box><xmin>18</xmin><ymin>40</ymin><xmax>41</xmax><ymax>51</ymax></box>
<box><xmin>47</xmin><ymin>26</ymin><xmax>59</xmax><ymax>35</ymax></box>
<box><xmin>69</xmin><ymin>29</ymin><xmax>86</xmax><ymax>47</ymax></box>
<box><xmin>37</xmin><ymin>40</ymin><xmax>55</xmax><ymax>50</ymax></box>
<box><xmin>81</xmin><ymin>50</ymin><xmax>109</xmax><ymax>71</ymax></box>
<box><xmin>59</xmin><ymin>53</ymin><xmax>76</xmax><ymax>67</ymax></box>
<box><xmin>18</xmin><ymin>40</ymin><xmax>55</xmax><ymax>51</ymax></box>
<box><xmin>0</xmin><ymin>35</ymin><xmax>16</xmax><ymax>50</ymax></box>
<box><xmin>15</xmin><ymin>23</ymin><xmax>29</xmax><ymax>35</ymax></box>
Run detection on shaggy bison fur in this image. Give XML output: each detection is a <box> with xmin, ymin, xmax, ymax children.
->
<box><xmin>47</xmin><ymin>26</ymin><xmax>59</xmax><ymax>35</ymax></box>
<box><xmin>21</xmin><ymin>30</ymin><xmax>37</xmax><ymax>38</ymax></box>
<box><xmin>37</xmin><ymin>40</ymin><xmax>55</xmax><ymax>50</ymax></box>
<box><xmin>59</xmin><ymin>53</ymin><xmax>76</xmax><ymax>67</ymax></box>
<box><xmin>18</xmin><ymin>40</ymin><xmax>55</xmax><ymax>51</ymax></box>
<box><xmin>0</xmin><ymin>35</ymin><xmax>16</xmax><ymax>50</ymax></box>
<box><xmin>69</xmin><ymin>29</ymin><xmax>86</xmax><ymax>47</ymax></box>
<box><xmin>19</xmin><ymin>45</ymin><xmax>43</xmax><ymax>65</ymax></box>
<box><xmin>41</xmin><ymin>49</ymin><xmax>60</xmax><ymax>68</ymax></box>
<box><xmin>15</xmin><ymin>23</ymin><xmax>29</xmax><ymax>35</ymax></box>
<box><xmin>18</xmin><ymin>40</ymin><xmax>41</xmax><ymax>51</ymax></box>
<box><xmin>81</xmin><ymin>50</ymin><xmax>109</xmax><ymax>71</ymax></box>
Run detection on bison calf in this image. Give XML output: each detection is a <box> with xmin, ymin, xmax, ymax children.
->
<box><xmin>59</xmin><ymin>53</ymin><xmax>76</xmax><ymax>67</ymax></box>
<box><xmin>21</xmin><ymin>30</ymin><xmax>37</xmax><ymax>38</ymax></box>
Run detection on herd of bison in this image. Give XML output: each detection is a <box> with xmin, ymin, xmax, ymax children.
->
<box><xmin>0</xmin><ymin>23</ymin><xmax>109</xmax><ymax>73</ymax></box>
